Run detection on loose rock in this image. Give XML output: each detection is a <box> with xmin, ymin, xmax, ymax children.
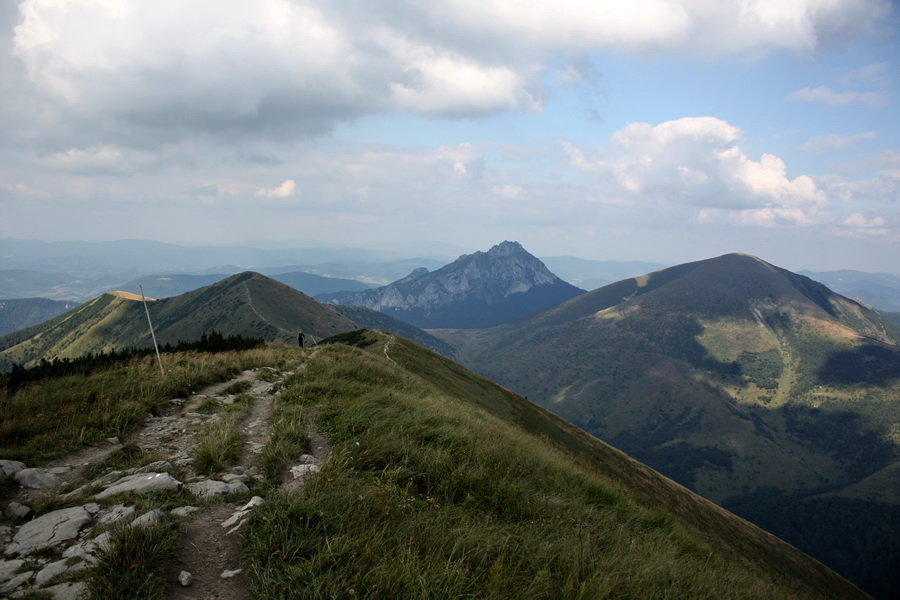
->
<box><xmin>178</xmin><ymin>570</ymin><xmax>193</xmax><ymax>587</ymax></box>
<box><xmin>5</xmin><ymin>502</ymin><xmax>30</xmax><ymax>521</ymax></box>
<box><xmin>132</xmin><ymin>509</ymin><xmax>166</xmax><ymax>528</ymax></box>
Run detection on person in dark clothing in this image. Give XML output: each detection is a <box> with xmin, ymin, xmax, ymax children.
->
<box><xmin>298</xmin><ymin>332</ymin><xmax>305</xmax><ymax>348</ymax></box>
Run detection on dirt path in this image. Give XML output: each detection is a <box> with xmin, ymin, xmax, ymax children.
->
<box><xmin>162</xmin><ymin>369</ymin><xmax>285</xmax><ymax>600</ymax></box>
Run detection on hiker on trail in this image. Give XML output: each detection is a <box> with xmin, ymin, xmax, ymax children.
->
<box><xmin>298</xmin><ymin>332</ymin><xmax>305</xmax><ymax>348</ymax></box>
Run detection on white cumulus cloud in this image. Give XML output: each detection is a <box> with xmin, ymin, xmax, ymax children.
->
<box><xmin>255</xmin><ymin>179</ymin><xmax>297</xmax><ymax>198</ymax></box>
<box><xmin>568</xmin><ymin>116</ymin><xmax>829</xmax><ymax>226</ymax></box>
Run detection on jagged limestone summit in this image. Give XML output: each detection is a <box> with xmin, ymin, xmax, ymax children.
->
<box><xmin>318</xmin><ymin>241</ymin><xmax>585</xmax><ymax>328</ymax></box>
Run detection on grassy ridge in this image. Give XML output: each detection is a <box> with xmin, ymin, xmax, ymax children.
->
<box><xmin>244</xmin><ymin>331</ymin><xmax>864</xmax><ymax>599</ymax></box>
<box><xmin>0</xmin><ymin>347</ymin><xmax>296</xmax><ymax>464</ymax></box>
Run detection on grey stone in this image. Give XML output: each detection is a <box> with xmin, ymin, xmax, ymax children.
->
<box><xmin>221</xmin><ymin>473</ymin><xmax>242</xmax><ymax>483</ymax></box>
<box><xmin>290</xmin><ymin>464</ymin><xmax>320</xmax><ymax>478</ymax></box>
<box><xmin>96</xmin><ymin>504</ymin><xmax>136</xmax><ymax>526</ymax></box>
<box><xmin>178</xmin><ymin>570</ymin><xmax>193</xmax><ymax>587</ymax></box>
<box><xmin>5</xmin><ymin>502</ymin><xmax>31</xmax><ymax>521</ymax></box>
<box><xmin>221</xmin><ymin>496</ymin><xmax>265</xmax><ymax>530</ymax></box>
<box><xmin>298</xmin><ymin>454</ymin><xmax>316</xmax><ymax>464</ymax></box>
<box><xmin>47</xmin><ymin>466</ymin><xmax>71</xmax><ymax>475</ymax></box>
<box><xmin>106</xmin><ymin>436</ymin><xmax>121</xmax><ymax>445</ymax></box>
<box><xmin>220</xmin><ymin>568</ymin><xmax>242</xmax><ymax>578</ymax></box>
<box><xmin>32</xmin><ymin>581</ymin><xmax>88</xmax><ymax>600</ymax></box>
<box><xmin>0</xmin><ymin>570</ymin><xmax>32</xmax><ymax>594</ymax></box>
<box><xmin>35</xmin><ymin>558</ymin><xmax>69</xmax><ymax>586</ymax></box>
<box><xmin>134</xmin><ymin>461</ymin><xmax>173</xmax><ymax>473</ymax></box>
<box><xmin>0</xmin><ymin>559</ymin><xmax>25</xmax><ymax>584</ymax></box>
<box><xmin>94</xmin><ymin>472</ymin><xmax>181</xmax><ymax>499</ymax></box>
<box><xmin>62</xmin><ymin>531</ymin><xmax>110</xmax><ymax>563</ymax></box>
<box><xmin>170</xmin><ymin>506</ymin><xmax>200</xmax><ymax>518</ymax></box>
<box><xmin>0</xmin><ymin>526</ymin><xmax>11</xmax><ymax>545</ymax></box>
<box><xmin>91</xmin><ymin>470</ymin><xmax>124</xmax><ymax>487</ymax></box>
<box><xmin>186</xmin><ymin>479</ymin><xmax>248</xmax><ymax>497</ymax></box>
<box><xmin>5</xmin><ymin>506</ymin><xmax>93</xmax><ymax>557</ymax></box>
<box><xmin>0</xmin><ymin>460</ymin><xmax>26</xmax><ymax>478</ymax></box>
<box><xmin>131</xmin><ymin>509</ymin><xmax>166</xmax><ymax>528</ymax></box>
<box><xmin>13</xmin><ymin>467</ymin><xmax>61</xmax><ymax>489</ymax></box>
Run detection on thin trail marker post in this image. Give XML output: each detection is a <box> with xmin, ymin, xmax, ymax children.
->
<box><xmin>140</xmin><ymin>285</ymin><xmax>165</xmax><ymax>376</ymax></box>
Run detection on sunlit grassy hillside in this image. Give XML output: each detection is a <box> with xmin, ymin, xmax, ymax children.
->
<box><xmin>244</xmin><ymin>330</ymin><xmax>864</xmax><ymax>599</ymax></box>
<box><xmin>0</xmin><ymin>331</ymin><xmax>866</xmax><ymax>598</ymax></box>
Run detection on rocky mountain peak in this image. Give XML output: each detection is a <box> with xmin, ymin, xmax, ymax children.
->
<box><xmin>320</xmin><ymin>241</ymin><xmax>584</xmax><ymax>329</ymax></box>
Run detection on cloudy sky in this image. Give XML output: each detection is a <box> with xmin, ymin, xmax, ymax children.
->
<box><xmin>1</xmin><ymin>0</ymin><xmax>898</xmax><ymax>272</ymax></box>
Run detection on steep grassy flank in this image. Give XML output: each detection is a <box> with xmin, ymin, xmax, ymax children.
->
<box><xmin>245</xmin><ymin>330</ymin><xmax>864</xmax><ymax>599</ymax></box>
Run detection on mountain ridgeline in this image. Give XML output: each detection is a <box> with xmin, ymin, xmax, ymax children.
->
<box><xmin>447</xmin><ymin>253</ymin><xmax>900</xmax><ymax>598</ymax></box>
<box><xmin>0</xmin><ymin>272</ymin><xmax>357</xmax><ymax>370</ymax></box>
<box><xmin>317</xmin><ymin>241</ymin><xmax>585</xmax><ymax>328</ymax></box>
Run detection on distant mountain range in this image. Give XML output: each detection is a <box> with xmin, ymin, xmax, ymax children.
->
<box><xmin>800</xmin><ymin>269</ymin><xmax>900</xmax><ymax>312</ymax></box>
<box><xmin>118</xmin><ymin>271</ymin><xmax>370</xmax><ymax>300</ymax></box>
<box><xmin>0</xmin><ymin>272</ymin><xmax>358</xmax><ymax>370</ymax></box>
<box><xmin>318</xmin><ymin>241</ymin><xmax>585</xmax><ymax>329</ymax></box>
<box><xmin>444</xmin><ymin>253</ymin><xmax>900</xmax><ymax>598</ymax></box>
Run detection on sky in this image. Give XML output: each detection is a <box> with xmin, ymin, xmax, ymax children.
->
<box><xmin>1</xmin><ymin>0</ymin><xmax>899</xmax><ymax>273</ymax></box>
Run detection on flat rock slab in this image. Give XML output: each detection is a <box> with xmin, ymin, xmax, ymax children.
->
<box><xmin>0</xmin><ymin>460</ymin><xmax>26</xmax><ymax>479</ymax></box>
<box><xmin>5</xmin><ymin>505</ymin><xmax>95</xmax><ymax>557</ymax></box>
<box><xmin>0</xmin><ymin>559</ymin><xmax>25</xmax><ymax>584</ymax></box>
<box><xmin>13</xmin><ymin>467</ymin><xmax>61</xmax><ymax>489</ymax></box>
<box><xmin>94</xmin><ymin>472</ymin><xmax>182</xmax><ymax>499</ymax></box>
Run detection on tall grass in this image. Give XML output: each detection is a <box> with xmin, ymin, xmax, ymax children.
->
<box><xmin>192</xmin><ymin>413</ymin><xmax>245</xmax><ymax>476</ymax></box>
<box><xmin>86</xmin><ymin>521</ymin><xmax>177</xmax><ymax>600</ymax></box>
<box><xmin>244</xmin><ymin>340</ymin><xmax>817</xmax><ymax>599</ymax></box>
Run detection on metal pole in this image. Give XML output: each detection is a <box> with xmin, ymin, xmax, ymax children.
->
<box><xmin>140</xmin><ymin>285</ymin><xmax>164</xmax><ymax>376</ymax></box>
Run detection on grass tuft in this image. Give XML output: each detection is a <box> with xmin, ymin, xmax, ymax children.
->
<box><xmin>193</xmin><ymin>414</ymin><xmax>244</xmax><ymax>476</ymax></box>
<box><xmin>86</xmin><ymin>521</ymin><xmax>177</xmax><ymax>600</ymax></box>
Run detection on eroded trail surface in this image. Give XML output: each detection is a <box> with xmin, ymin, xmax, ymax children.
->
<box><xmin>1</xmin><ymin>356</ymin><xmax>328</xmax><ymax>600</ymax></box>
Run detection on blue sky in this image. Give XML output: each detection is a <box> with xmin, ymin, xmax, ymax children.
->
<box><xmin>1</xmin><ymin>0</ymin><xmax>898</xmax><ymax>273</ymax></box>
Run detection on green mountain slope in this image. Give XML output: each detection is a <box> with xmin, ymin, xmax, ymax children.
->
<box><xmin>242</xmin><ymin>329</ymin><xmax>865</xmax><ymax>599</ymax></box>
<box><xmin>0</xmin><ymin>272</ymin><xmax>357</xmax><ymax>370</ymax></box>
<box><xmin>447</xmin><ymin>253</ymin><xmax>900</xmax><ymax>598</ymax></box>
<box><xmin>2</xmin><ymin>332</ymin><xmax>866</xmax><ymax>597</ymax></box>
<box><xmin>0</xmin><ymin>297</ymin><xmax>81</xmax><ymax>336</ymax></box>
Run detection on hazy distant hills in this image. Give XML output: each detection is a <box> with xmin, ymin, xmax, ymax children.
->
<box><xmin>540</xmin><ymin>256</ymin><xmax>668</xmax><ymax>290</ymax></box>
<box><xmin>801</xmin><ymin>269</ymin><xmax>900</xmax><ymax>312</ymax></box>
<box><xmin>446</xmin><ymin>253</ymin><xmax>900</xmax><ymax>598</ymax></box>
<box><xmin>0</xmin><ymin>298</ymin><xmax>80</xmax><ymax>336</ymax></box>
<box><xmin>119</xmin><ymin>271</ymin><xmax>370</xmax><ymax>300</ymax></box>
<box><xmin>319</xmin><ymin>241</ymin><xmax>585</xmax><ymax>329</ymax></box>
<box><xmin>0</xmin><ymin>272</ymin><xmax>357</xmax><ymax>370</ymax></box>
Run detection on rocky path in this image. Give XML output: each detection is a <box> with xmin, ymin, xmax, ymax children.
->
<box><xmin>0</xmin><ymin>356</ymin><xmax>326</xmax><ymax>599</ymax></box>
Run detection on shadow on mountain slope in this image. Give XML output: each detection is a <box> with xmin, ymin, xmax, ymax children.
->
<box><xmin>818</xmin><ymin>343</ymin><xmax>900</xmax><ymax>385</ymax></box>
